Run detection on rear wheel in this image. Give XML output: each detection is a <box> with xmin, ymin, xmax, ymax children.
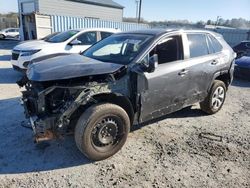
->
<box><xmin>200</xmin><ymin>80</ymin><xmax>226</xmax><ymax>114</ymax></box>
<box><xmin>75</xmin><ymin>103</ymin><xmax>130</xmax><ymax>161</ymax></box>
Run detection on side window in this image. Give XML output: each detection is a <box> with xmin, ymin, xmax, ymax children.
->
<box><xmin>149</xmin><ymin>35</ymin><xmax>183</xmax><ymax>64</ymax></box>
<box><xmin>101</xmin><ymin>32</ymin><xmax>113</xmax><ymax>40</ymax></box>
<box><xmin>77</xmin><ymin>31</ymin><xmax>97</xmax><ymax>45</ymax></box>
<box><xmin>208</xmin><ymin>34</ymin><xmax>223</xmax><ymax>53</ymax></box>
<box><xmin>187</xmin><ymin>34</ymin><xmax>209</xmax><ymax>58</ymax></box>
<box><xmin>206</xmin><ymin>35</ymin><xmax>215</xmax><ymax>54</ymax></box>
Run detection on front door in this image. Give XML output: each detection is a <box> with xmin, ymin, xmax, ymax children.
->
<box><xmin>138</xmin><ymin>35</ymin><xmax>194</xmax><ymax>122</ymax></box>
<box><xmin>66</xmin><ymin>31</ymin><xmax>98</xmax><ymax>53</ymax></box>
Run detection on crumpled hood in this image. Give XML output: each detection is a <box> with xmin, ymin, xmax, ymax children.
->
<box><xmin>27</xmin><ymin>54</ymin><xmax>124</xmax><ymax>81</ymax></box>
<box><xmin>235</xmin><ymin>56</ymin><xmax>250</xmax><ymax>68</ymax></box>
<box><xmin>14</xmin><ymin>40</ymin><xmax>57</xmax><ymax>51</ymax></box>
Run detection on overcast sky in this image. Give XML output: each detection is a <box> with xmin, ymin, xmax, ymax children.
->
<box><xmin>0</xmin><ymin>0</ymin><xmax>250</xmax><ymax>22</ymax></box>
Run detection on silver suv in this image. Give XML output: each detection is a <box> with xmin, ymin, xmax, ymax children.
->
<box><xmin>18</xmin><ymin>29</ymin><xmax>236</xmax><ymax>161</ymax></box>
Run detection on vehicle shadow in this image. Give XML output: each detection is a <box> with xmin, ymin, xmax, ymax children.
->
<box><xmin>132</xmin><ymin>106</ymin><xmax>207</xmax><ymax>132</ymax></box>
<box><xmin>0</xmin><ymin>97</ymin><xmax>92</xmax><ymax>174</ymax></box>
<box><xmin>0</xmin><ymin>55</ymin><xmax>11</xmax><ymax>61</ymax></box>
<box><xmin>0</xmin><ymin>68</ymin><xmax>23</xmax><ymax>84</ymax></box>
<box><xmin>0</xmin><ymin>97</ymin><xmax>207</xmax><ymax>174</ymax></box>
<box><xmin>232</xmin><ymin>78</ymin><xmax>250</xmax><ymax>87</ymax></box>
<box><xmin>0</xmin><ymin>39</ymin><xmax>19</xmax><ymax>50</ymax></box>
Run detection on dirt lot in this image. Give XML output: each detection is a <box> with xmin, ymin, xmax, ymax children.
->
<box><xmin>0</xmin><ymin>40</ymin><xmax>249</xmax><ymax>188</ymax></box>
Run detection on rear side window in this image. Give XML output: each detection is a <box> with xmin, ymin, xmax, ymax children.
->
<box><xmin>208</xmin><ymin>34</ymin><xmax>223</xmax><ymax>53</ymax></box>
<box><xmin>187</xmin><ymin>34</ymin><xmax>209</xmax><ymax>58</ymax></box>
<box><xmin>101</xmin><ymin>32</ymin><xmax>113</xmax><ymax>40</ymax></box>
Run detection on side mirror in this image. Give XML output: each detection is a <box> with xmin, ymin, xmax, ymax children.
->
<box><xmin>69</xmin><ymin>39</ymin><xmax>82</xmax><ymax>45</ymax></box>
<box><xmin>147</xmin><ymin>54</ymin><xmax>158</xmax><ymax>73</ymax></box>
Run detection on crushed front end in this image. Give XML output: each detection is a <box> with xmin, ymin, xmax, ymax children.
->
<box><xmin>17</xmin><ymin>54</ymin><xmax>129</xmax><ymax>143</ymax></box>
<box><xmin>18</xmin><ymin>76</ymin><xmax>108</xmax><ymax>142</ymax></box>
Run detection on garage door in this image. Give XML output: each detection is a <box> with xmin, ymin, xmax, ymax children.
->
<box><xmin>35</xmin><ymin>14</ymin><xmax>52</xmax><ymax>39</ymax></box>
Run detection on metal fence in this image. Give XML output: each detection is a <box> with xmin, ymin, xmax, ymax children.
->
<box><xmin>51</xmin><ymin>15</ymin><xmax>150</xmax><ymax>32</ymax></box>
<box><xmin>209</xmin><ymin>28</ymin><xmax>250</xmax><ymax>47</ymax></box>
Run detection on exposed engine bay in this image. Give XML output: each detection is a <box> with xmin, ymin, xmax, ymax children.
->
<box><xmin>17</xmin><ymin>65</ymin><xmax>131</xmax><ymax>142</ymax></box>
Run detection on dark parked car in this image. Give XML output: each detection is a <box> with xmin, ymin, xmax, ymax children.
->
<box><xmin>18</xmin><ymin>29</ymin><xmax>236</xmax><ymax>161</ymax></box>
<box><xmin>233</xmin><ymin>41</ymin><xmax>250</xmax><ymax>58</ymax></box>
<box><xmin>234</xmin><ymin>56</ymin><xmax>250</xmax><ymax>81</ymax></box>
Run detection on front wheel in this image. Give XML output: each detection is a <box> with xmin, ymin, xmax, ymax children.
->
<box><xmin>0</xmin><ymin>34</ymin><xmax>5</xmax><ymax>39</ymax></box>
<box><xmin>74</xmin><ymin>103</ymin><xmax>130</xmax><ymax>161</ymax></box>
<box><xmin>200</xmin><ymin>80</ymin><xmax>227</xmax><ymax>114</ymax></box>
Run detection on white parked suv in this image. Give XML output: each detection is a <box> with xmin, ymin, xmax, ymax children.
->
<box><xmin>0</xmin><ymin>28</ymin><xmax>19</xmax><ymax>39</ymax></box>
<box><xmin>11</xmin><ymin>28</ymin><xmax>119</xmax><ymax>71</ymax></box>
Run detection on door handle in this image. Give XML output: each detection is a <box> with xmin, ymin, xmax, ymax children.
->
<box><xmin>178</xmin><ymin>69</ymin><xmax>189</xmax><ymax>76</ymax></box>
<box><xmin>211</xmin><ymin>60</ymin><xmax>219</xmax><ymax>65</ymax></box>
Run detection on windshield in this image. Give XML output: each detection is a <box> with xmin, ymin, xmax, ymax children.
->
<box><xmin>45</xmin><ymin>30</ymin><xmax>79</xmax><ymax>43</ymax></box>
<box><xmin>42</xmin><ymin>32</ymin><xmax>60</xmax><ymax>40</ymax></box>
<box><xmin>83</xmin><ymin>34</ymin><xmax>153</xmax><ymax>65</ymax></box>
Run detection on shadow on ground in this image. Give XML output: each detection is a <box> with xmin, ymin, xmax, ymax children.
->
<box><xmin>0</xmin><ymin>77</ymin><xmax>248</xmax><ymax>174</ymax></box>
<box><xmin>0</xmin><ymin>97</ymin><xmax>92</xmax><ymax>174</ymax></box>
<box><xmin>0</xmin><ymin>55</ymin><xmax>11</xmax><ymax>61</ymax></box>
<box><xmin>0</xmin><ymin>39</ymin><xmax>19</xmax><ymax>50</ymax></box>
<box><xmin>0</xmin><ymin>68</ymin><xmax>23</xmax><ymax>84</ymax></box>
<box><xmin>132</xmin><ymin>106</ymin><xmax>207</xmax><ymax>132</ymax></box>
<box><xmin>0</xmin><ymin>96</ymin><xmax>208</xmax><ymax>174</ymax></box>
<box><xmin>232</xmin><ymin>78</ymin><xmax>250</xmax><ymax>87</ymax></box>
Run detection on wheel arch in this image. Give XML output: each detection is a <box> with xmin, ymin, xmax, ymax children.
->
<box><xmin>92</xmin><ymin>93</ymin><xmax>135</xmax><ymax>125</ymax></box>
<box><xmin>0</xmin><ymin>34</ymin><xmax>6</xmax><ymax>38</ymax></box>
<box><xmin>209</xmin><ymin>71</ymin><xmax>231</xmax><ymax>91</ymax></box>
<box><xmin>214</xmin><ymin>73</ymin><xmax>231</xmax><ymax>89</ymax></box>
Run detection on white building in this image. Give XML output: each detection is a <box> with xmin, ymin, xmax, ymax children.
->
<box><xmin>18</xmin><ymin>0</ymin><xmax>125</xmax><ymax>40</ymax></box>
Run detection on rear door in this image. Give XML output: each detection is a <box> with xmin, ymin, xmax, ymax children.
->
<box><xmin>6</xmin><ymin>29</ymin><xmax>16</xmax><ymax>37</ymax></box>
<box><xmin>183</xmin><ymin>33</ymin><xmax>221</xmax><ymax>99</ymax></box>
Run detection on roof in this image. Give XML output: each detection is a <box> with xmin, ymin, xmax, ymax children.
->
<box><xmin>122</xmin><ymin>29</ymin><xmax>176</xmax><ymax>36</ymax></box>
<box><xmin>67</xmin><ymin>0</ymin><xmax>124</xmax><ymax>9</ymax></box>
<box><xmin>75</xmin><ymin>28</ymin><xmax>121</xmax><ymax>33</ymax></box>
<box><xmin>121</xmin><ymin>28</ymin><xmax>222</xmax><ymax>37</ymax></box>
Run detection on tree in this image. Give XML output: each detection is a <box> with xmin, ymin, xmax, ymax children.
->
<box><xmin>207</xmin><ymin>20</ymin><xmax>212</xmax><ymax>25</ymax></box>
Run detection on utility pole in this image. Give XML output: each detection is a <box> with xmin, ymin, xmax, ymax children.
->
<box><xmin>135</xmin><ymin>0</ymin><xmax>139</xmax><ymax>19</ymax></box>
<box><xmin>215</xmin><ymin>16</ymin><xmax>221</xmax><ymax>26</ymax></box>
<box><xmin>138</xmin><ymin>0</ymin><xmax>142</xmax><ymax>24</ymax></box>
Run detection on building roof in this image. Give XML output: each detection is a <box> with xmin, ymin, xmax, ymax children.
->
<box><xmin>67</xmin><ymin>0</ymin><xmax>124</xmax><ymax>9</ymax></box>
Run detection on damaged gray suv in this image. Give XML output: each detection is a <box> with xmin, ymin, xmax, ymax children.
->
<box><xmin>18</xmin><ymin>29</ymin><xmax>236</xmax><ymax>161</ymax></box>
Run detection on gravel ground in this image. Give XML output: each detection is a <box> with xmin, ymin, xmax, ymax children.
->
<box><xmin>0</xmin><ymin>40</ymin><xmax>249</xmax><ymax>188</ymax></box>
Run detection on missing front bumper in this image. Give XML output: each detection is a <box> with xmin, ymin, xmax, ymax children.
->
<box><xmin>28</xmin><ymin>116</ymin><xmax>57</xmax><ymax>143</ymax></box>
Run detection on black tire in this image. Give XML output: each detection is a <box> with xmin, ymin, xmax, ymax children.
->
<box><xmin>0</xmin><ymin>34</ymin><xmax>5</xmax><ymax>39</ymax></box>
<box><xmin>200</xmin><ymin>80</ymin><xmax>226</xmax><ymax>115</ymax></box>
<box><xmin>75</xmin><ymin>103</ymin><xmax>130</xmax><ymax>161</ymax></box>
